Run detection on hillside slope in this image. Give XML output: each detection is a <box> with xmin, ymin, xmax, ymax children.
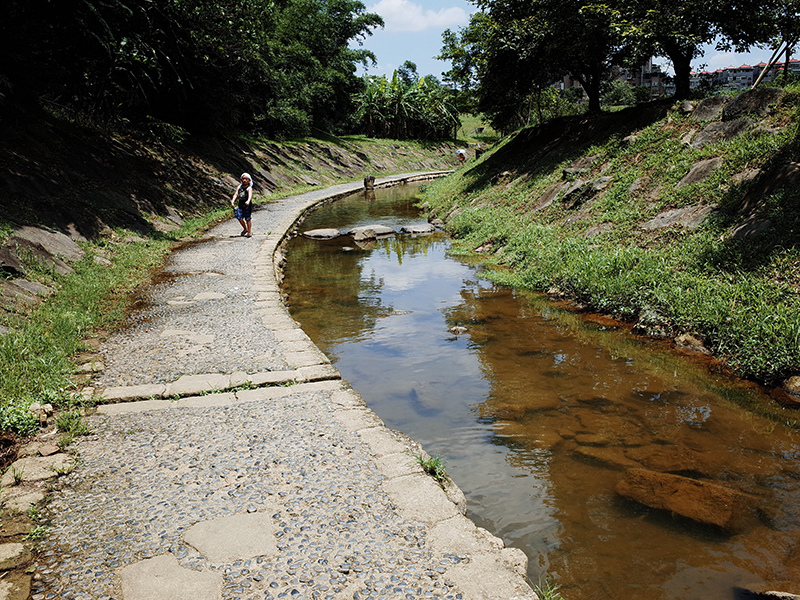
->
<box><xmin>0</xmin><ymin>108</ymin><xmax>456</xmax><ymax>240</ymax></box>
<box><xmin>422</xmin><ymin>88</ymin><xmax>800</xmax><ymax>397</ymax></box>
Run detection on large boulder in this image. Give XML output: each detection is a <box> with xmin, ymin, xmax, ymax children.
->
<box><xmin>691</xmin><ymin>119</ymin><xmax>753</xmax><ymax>148</ymax></box>
<box><xmin>692</xmin><ymin>95</ymin><xmax>729</xmax><ymax>121</ymax></box>
<box><xmin>0</xmin><ymin>248</ymin><xmax>24</xmax><ymax>276</ymax></box>
<box><xmin>722</xmin><ymin>88</ymin><xmax>785</xmax><ymax>121</ymax></box>
<box><xmin>640</xmin><ymin>205</ymin><xmax>715</xmax><ymax>231</ymax></box>
<box><xmin>3</xmin><ymin>237</ymin><xmax>73</xmax><ymax>275</ymax></box>
<box><xmin>616</xmin><ymin>468</ymin><xmax>760</xmax><ymax>532</ymax></box>
<box><xmin>11</xmin><ymin>226</ymin><xmax>85</xmax><ymax>261</ymax></box>
<box><xmin>530</xmin><ymin>182</ymin><xmax>567</xmax><ymax>213</ymax></box>
<box><xmin>677</xmin><ymin>157</ymin><xmax>724</xmax><ymax>188</ymax></box>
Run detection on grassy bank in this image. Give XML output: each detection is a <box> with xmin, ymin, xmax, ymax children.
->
<box><xmin>0</xmin><ymin>209</ymin><xmax>230</xmax><ymax>435</ymax></box>
<box><xmin>422</xmin><ymin>88</ymin><xmax>800</xmax><ymax>387</ymax></box>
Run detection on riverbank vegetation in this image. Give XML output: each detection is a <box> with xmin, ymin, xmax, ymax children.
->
<box><xmin>354</xmin><ymin>62</ymin><xmax>460</xmax><ymax>140</ymax></box>
<box><xmin>421</xmin><ymin>85</ymin><xmax>800</xmax><ymax>391</ymax></box>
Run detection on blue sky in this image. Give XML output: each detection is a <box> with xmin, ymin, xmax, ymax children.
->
<box><xmin>356</xmin><ymin>0</ymin><xmax>472</xmax><ymax>78</ymax></box>
<box><xmin>355</xmin><ymin>0</ymin><xmax>778</xmax><ymax>79</ymax></box>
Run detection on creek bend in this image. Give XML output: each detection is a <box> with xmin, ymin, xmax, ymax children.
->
<box><xmin>281</xmin><ymin>181</ymin><xmax>800</xmax><ymax>600</ymax></box>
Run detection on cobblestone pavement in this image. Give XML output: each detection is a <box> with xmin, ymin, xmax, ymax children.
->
<box><xmin>30</xmin><ymin>175</ymin><xmax>537</xmax><ymax>600</ymax></box>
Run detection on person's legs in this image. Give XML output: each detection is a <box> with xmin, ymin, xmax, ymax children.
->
<box><xmin>234</xmin><ymin>208</ymin><xmax>247</xmax><ymax>235</ymax></box>
<box><xmin>242</xmin><ymin>204</ymin><xmax>253</xmax><ymax>237</ymax></box>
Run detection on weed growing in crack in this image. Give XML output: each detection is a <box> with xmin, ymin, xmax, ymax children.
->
<box><xmin>413</xmin><ymin>453</ymin><xmax>448</xmax><ymax>484</ymax></box>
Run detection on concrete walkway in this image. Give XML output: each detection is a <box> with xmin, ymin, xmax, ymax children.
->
<box><xmin>30</xmin><ymin>174</ymin><xmax>537</xmax><ymax>600</ymax></box>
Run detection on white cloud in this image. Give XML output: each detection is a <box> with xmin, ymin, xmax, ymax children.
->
<box><xmin>703</xmin><ymin>52</ymin><xmax>741</xmax><ymax>71</ymax></box>
<box><xmin>368</xmin><ymin>0</ymin><xmax>469</xmax><ymax>33</ymax></box>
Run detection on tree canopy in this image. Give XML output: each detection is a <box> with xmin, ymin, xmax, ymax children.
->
<box><xmin>0</xmin><ymin>0</ymin><xmax>383</xmax><ymax>137</ymax></box>
<box><xmin>441</xmin><ymin>0</ymin><xmax>798</xmax><ymax>133</ymax></box>
<box><xmin>354</xmin><ymin>71</ymin><xmax>459</xmax><ymax>140</ymax></box>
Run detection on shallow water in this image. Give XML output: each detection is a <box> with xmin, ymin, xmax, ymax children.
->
<box><xmin>282</xmin><ymin>182</ymin><xmax>800</xmax><ymax>600</ymax></box>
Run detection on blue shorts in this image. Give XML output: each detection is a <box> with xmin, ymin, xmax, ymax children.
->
<box><xmin>234</xmin><ymin>205</ymin><xmax>252</xmax><ymax>221</ymax></box>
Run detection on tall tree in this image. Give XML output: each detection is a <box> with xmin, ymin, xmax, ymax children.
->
<box><xmin>438</xmin><ymin>11</ymin><xmax>495</xmax><ymax>114</ymax></box>
<box><xmin>0</xmin><ymin>0</ymin><xmax>383</xmax><ymax>136</ymax></box>
<box><xmin>586</xmin><ymin>0</ymin><xmax>740</xmax><ymax>99</ymax></box>
<box><xmin>471</xmin><ymin>0</ymin><xmax>623</xmax><ymax>123</ymax></box>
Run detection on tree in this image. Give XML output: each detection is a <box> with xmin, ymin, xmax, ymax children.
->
<box><xmin>585</xmin><ymin>0</ymin><xmax>764</xmax><ymax>99</ymax></box>
<box><xmin>397</xmin><ymin>61</ymin><xmax>420</xmax><ymax>86</ymax></box>
<box><xmin>0</xmin><ymin>0</ymin><xmax>384</xmax><ymax>137</ymax></box>
<box><xmin>353</xmin><ymin>71</ymin><xmax>459</xmax><ymax>140</ymax></box>
<box><xmin>469</xmin><ymin>0</ymin><xmax>623</xmax><ymax>121</ymax></box>
<box><xmin>438</xmin><ymin>11</ymin><xmax>495</xmax><ymax>114</ymax></box>
<box><xmin>603</xmin><ymin>80</ymin><xmax>636</xmax><ymax>106</ymax></box>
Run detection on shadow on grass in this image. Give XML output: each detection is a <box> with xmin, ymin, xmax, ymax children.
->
<box><xmin>700</xmin><ymin>122</ymin><xmax>800</xmax><ymax>275</ymax></box>
<box><xmin>459</xmin><ymin>100</ymin><xmax>674</xmax><ymax>195</ymax></box>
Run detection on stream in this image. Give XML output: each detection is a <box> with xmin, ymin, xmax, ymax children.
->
<box><xmin>281</xmin><ymin>181</ymin><xmax>800</xmax><ymax>600</ymax></box>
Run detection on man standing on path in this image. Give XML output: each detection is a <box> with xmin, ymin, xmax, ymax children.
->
<box><xmin>231</xmin><ymin>172</ymin><xmax>254</xmax><ymax>237</ymax></box>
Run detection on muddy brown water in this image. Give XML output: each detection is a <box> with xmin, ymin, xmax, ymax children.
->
<box><xmin>281</xmin><ymin>182</ymin><xmax>800</xmax><ymax>600</ymax></box>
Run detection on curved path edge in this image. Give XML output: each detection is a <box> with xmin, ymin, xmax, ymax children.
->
<box><xmin>79</xmin><ymin>172</ymin><xmax>538</xmax><ymax>600</ymax></box>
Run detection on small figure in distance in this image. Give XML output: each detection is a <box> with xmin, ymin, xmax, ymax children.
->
<box><xmin>456</xmin><ymin>148</ymin><xmax>467</xmax><ymax>165</ymax></box>
<box><xmin>231</xmin><ymin>172</ymin><xmax>253</xmax><ymax>238</ymax></box>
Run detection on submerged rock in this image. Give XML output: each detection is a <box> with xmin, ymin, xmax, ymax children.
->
<box><xmin>616</xmin><ymin>468</ymin><xmax>760</xmax><ymax>532</ymax></box>
<box><xmin>675</xmin><ymin>333</ymin><xmax>710</xmax><ymax>354</ymax></box>
<box><xmin>783</xmin><ymin>376</ymin><xmax>800</xmax><ymax>398</ymax></box>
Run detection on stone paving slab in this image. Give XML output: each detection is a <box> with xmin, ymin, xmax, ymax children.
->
<box><xmin>35</xmin><ymin>174</ymin><xmax>536</xmax><ymax>600</ymax></box>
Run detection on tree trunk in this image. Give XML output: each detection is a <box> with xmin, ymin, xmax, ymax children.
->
<box><xmin>571</xmin><ymin>71</ymin><xmax>602</xmax><ymax>113</ymax></box>
<box><xmin>783</xmin><ymin>44</ymin><xmax>791</xmax><ymax>83</ymax></box>
<box><xmin>660</xmin><ymin>40</ymin><xmax>694</xmax><ymax>100</ymax></box>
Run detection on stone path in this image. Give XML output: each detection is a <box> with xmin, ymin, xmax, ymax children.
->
<box><xmin>24</xmin><ymin>174</ymin><xmax>537</xmax><ymax>600</ymax></box>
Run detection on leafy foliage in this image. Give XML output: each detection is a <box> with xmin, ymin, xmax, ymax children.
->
<box><xmin>0</xmin><ymin>0</ymin><xmax>383</xmax><ymax>137</ymax></box>
<box><xmin>354</xmin><ymin>72</ymin><xmax>459</xmax><ymax>140</ymax></box>
<box><xmin>441</xmin><ymin>0</ymin><xmax>799</xmax><ymax>134</ymax></box>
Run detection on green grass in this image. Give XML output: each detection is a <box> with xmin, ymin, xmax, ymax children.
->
<box><xmin>55</xmin><ymin>409</ymin><xmax>91</xmax><ymax>436</ymax></box>
<box><xmin>533</xmin><ymin>575</ymin><xmax>565</xmax><ymax>600</ymax></box>
<box><xmin>413</xmin><ymin>453</ymin><xmax>448</xmax><ymax>484</ymax></box>
<box><xmin>421</xmin><ymin>91</ymin><xmax>800</xmax><ymax>386</ymax></box>
<box><xmin>456</xmin><ymin>114</ymin><xmax>501</xmax><ymax>145</ymax></box>
<box><xmin>24</xmin><ymin>525</ymin><xmax>49</xmax><ymax>541</ymax></box>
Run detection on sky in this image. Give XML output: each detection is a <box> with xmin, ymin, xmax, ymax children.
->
<box><xmin>355</xmin><ymin>0</ymin><xmax>780</xmax><ymax>79</ymax></box>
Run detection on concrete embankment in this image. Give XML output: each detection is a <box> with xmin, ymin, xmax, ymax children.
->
<box><xmin>18</xmin><ymin>174</ymin><xmax>537</xmax><ymax>600</ymax></box>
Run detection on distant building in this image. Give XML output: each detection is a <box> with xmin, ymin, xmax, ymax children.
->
<box><xmin>690</xmin><ymin>59</ymin><xmax>800</xmax><ymax>92</ymax></box>
<box><xmin>614</xmin><ymin>59</ymin><xmax>673</xmax><ymax>97</ymax></box>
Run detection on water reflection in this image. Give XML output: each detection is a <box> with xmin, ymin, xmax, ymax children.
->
<box><xmin>282</xmin><ymin>183</ymin><xmax>800</xmax><ymax>600</ymax></box>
